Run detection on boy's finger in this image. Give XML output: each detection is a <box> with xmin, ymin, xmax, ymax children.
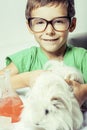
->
<box><xmin>65</xmin><ymin>79</ymin><xmax>81</xmax><ymax>91</ymax></box>
<box><xmin>65</xmin><ymin>79</ymin><xmax>74</xmax><ymax>86</ymax></box>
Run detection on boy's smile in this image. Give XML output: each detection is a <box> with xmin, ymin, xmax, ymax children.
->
<box><xmin>28</xmin><ymin>4</ymin><xmax>75</xmax><ymax>58</ymax></box>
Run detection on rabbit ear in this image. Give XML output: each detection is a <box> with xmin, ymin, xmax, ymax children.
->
<box><xmin>51</xmin><ymin>97</ymin><xmax>67</xmax><ymax>110</ymax></box>
<box><xmin>51</xmin><ymin>97</ymin><xmax>61</xmax><ymax>109</ymax></box>
<box><xmin>51</xmin><ymin>97</ymin><xmax>58</xmax><ymax>101</ymax></box>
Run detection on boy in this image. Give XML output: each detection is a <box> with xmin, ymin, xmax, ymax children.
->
<box><xmin>0</xmin><ymin>0</ymin><xmax>87</xmax><ymax>107</ymax></box>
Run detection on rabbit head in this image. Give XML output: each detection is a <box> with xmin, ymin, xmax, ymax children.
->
<box><xmin>20</xmin><ymin>72</ymin><xmax>83</xmax><ymax>130</ymax></box>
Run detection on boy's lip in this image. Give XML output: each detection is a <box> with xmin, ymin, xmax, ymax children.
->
<box><xmin>42</xmin><ymin>38</ymin><xmax>59</xmax><ymax>41</ymax></box>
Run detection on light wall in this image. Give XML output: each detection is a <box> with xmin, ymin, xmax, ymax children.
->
<box><xmin>74</xmin><ymin>0</ymin><xmax>87</xmax><ymax>34</ymax></box>
<box><xmin>0</xmin><ymin>0</ymin><xmax>29</xmax><ymax>46</ymax></box>
<box><xmin>0</xmin><ymin>0</ymin><xmax>87</xmax><ymax>46</ymax></box>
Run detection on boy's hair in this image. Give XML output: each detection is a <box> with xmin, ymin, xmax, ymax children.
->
<box><xmin>25</xmin><ymin>0</ymin><xmax>75</xmax><ymax>19</ymax></box>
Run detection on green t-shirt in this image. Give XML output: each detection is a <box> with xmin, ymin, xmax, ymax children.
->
<box><xmin>6</xmin><ymin>45</ymin><xmax>87</xmax><ymax>83</ymax></box>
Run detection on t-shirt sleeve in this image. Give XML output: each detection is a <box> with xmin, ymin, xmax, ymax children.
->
<box><xmin>64</xmin><ymin>46</ymin><xmax>87</xmax><ymax>83</ymax></box>
<box><xmin>81</xmin><ymin>50</ymin><xmax>87</xmax><ymax>83</ymax></box>
<box><xmin>6</xmin><ymin>47</ymin><xmax>36</xmax><ymax>73</ymax></box>
<box><xmin>74</xmin><ymin>47</ymin><xmax>87</xmax><ymax>83</ymax></box>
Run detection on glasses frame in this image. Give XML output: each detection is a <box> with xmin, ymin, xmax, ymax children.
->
<box><xmin>27</xmin><ymin>16</ymin><xmax>71</xmax><ymax>33</ymax></box>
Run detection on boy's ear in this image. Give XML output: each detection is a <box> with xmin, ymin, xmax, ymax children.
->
<box><xmin>69</xmin><ymin>17</ymin><xmax>76</xmax><ymax>32</ymax></box>
<box><xmin>26</xmin><ymin>20</ymin><xmax>34</xmax><ymax>34</ymax></box>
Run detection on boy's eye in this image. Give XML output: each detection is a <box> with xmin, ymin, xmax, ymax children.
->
<box><xmin>36</xmin><ymin>21</ymin><xmax>44</xmax><ymax>25</ymax></box>
<box><xmin>33</xmin><ymin>19</ymin><xmax>45</xmax><ymax>25</ymax></box>
<box><xmin>54</xmin><ymin>18</ymin><xmax>68</xmax><ymax>24</ymax></box>
<box><xmin>56</xmin><ymin>20</ymin><xmax>64</xmax><ymax>23</ymax></box>
<box><xmin>55</xmin><ymin>20</ymin><xmax>65</xmax><ymax>24</ymax></box>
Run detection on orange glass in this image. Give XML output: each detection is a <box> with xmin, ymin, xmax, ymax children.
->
<box><xmin>0</xmin><ymin>96</ymin><xmax>23</xmax><ymax>123</ymax></box>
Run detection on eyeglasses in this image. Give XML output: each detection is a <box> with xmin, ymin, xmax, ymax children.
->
<box><xmin>27</xmin><ymin>16</ymin><xmax>71</xmax><ymax>33</ymax></box>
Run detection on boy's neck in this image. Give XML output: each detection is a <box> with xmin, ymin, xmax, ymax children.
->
<box><xmin>42</xmin><ymin>44</ymin><xmax>67</xmax><ymax>61</ymax></box>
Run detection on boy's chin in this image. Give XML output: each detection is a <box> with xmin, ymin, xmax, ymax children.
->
<box><xmin>41</xmin><ymin>46</ymin><xmax>61</xmax><ymax>53</ymax></box>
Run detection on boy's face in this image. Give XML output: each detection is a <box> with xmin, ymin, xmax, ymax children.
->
<box><xmin>28</xmin><ymin>4</ymin><xmax>76</xmax><ymax>54</ymax></box>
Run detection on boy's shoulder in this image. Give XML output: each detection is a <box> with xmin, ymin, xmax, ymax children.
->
<box><xmin>6</xmin><ymin>46</ymin><xmax>41</xmax><ymax>64</ymax></box>
<box><xmin>66</xmin><ymin>44</ymin><xmax>87</xmax><ymax>54</ymax></box>
<box><xmin>64</xmin><ymin>45</ymin><xmax>87</xmax><ymax>65</ymax></box>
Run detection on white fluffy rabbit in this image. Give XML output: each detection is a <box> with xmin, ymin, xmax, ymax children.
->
<box><xmin>14</xmin><ymin>60</ymin><xmax>84</xmax><ymax>130</ymax></box>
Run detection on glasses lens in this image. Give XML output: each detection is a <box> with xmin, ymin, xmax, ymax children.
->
<box><xmin>53</xmin><ymin>17</ymin><xmax>70</xmax><ymax>31</ymax></box>
<box><xmin>29</xmin><ymin>18</ymin><xmax>46</xmax><ymax>32</ymax></box>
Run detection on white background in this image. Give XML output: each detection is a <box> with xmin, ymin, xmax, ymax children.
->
<box><xmin>0</xmin><ymin>0</ymin><xmax>87</xmax><ymax>68</ymax></box>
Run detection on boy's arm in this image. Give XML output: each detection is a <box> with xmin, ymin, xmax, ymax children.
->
<box><xmin>0</xmin><ymin>62</ymin><xmax>44</xmax><ymax>90</ymax></box>
<box><xmin>0</xmin><ymin>62</ymin><xmax>18</xmax><ymax>75</ymax></box>
<box><xmin>73</xmin><ymin>82</ymin><xmax>87</xmax><ymax>106</ymax></box>
<box><xmin>10</xmin><ymin>70</ymin><xmax>44</xmax><ymax>90</ymax></box>
<box><xmin>66</xmin><ymin>79</ymin><xmax>87</xmax><ymax>106</ymax></box>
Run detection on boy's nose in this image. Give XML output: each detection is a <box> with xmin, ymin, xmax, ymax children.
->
<box><xmin>45</xmin><ymin>24</ymin><xmax>55</xmax><ymax>35</ymax></box>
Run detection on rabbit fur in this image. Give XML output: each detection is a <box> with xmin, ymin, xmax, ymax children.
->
<box><xmin>14</xmin><ymin>60</ymin><xmax>84</xmax><ymax>130</ymax></box>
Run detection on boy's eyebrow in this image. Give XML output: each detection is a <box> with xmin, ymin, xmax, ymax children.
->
<box><xmin>28</xmin><ymin>16</ymin><xmax>70</xmax><ymax>20</ymax></box>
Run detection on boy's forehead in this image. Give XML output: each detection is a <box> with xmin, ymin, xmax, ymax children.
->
<box><xmin>31</xmin><ymin>4</ymin><xmax>68</xmax><ymax>19</ymax></box>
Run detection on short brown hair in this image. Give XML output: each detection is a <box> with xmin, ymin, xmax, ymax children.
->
<box><xmin>25</xmin><ymin>0</ymin><xmax>75</xmax><ymax>19</ymax></box>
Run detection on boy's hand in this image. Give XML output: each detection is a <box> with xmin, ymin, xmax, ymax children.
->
<box><xmin>65</xmin><ymin>79</ymin><xmax>87</xmax><ymax>106</ymax></box>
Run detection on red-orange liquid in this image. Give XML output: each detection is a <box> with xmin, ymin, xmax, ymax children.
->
<box><xmin>0</xmin><ymin>96</ymin><xmax>23</xmax><ymax>123</ymax></box>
